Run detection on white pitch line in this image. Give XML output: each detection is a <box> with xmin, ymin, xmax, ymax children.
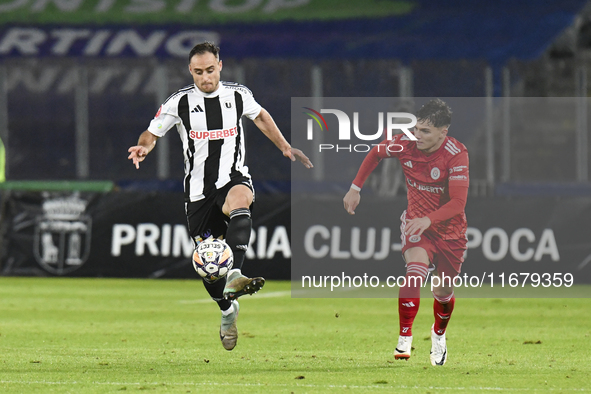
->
<box><xmin>248</xmin><ymin>290</ymin><xmax>292</xmax><ymax>298</ymax></box>
<box><xmin>178</xmin><ymin>290</ymin><xmax>291</xmax><ymax>304</ymax></box>
<box><xmin>0</xmin><ymin>380</ymin><xmax>589</xmax><ymax>391</ymax></box>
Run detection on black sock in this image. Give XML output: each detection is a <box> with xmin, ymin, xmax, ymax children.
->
<box><xmin>202</xmin><ymin>278</ymin><xmax>231</xmax><ymax>311</ymax></box>
<box><xmin>225</xmin><ymin>208</ymin><xmax>251</xmax><ymax>271</ymax></box>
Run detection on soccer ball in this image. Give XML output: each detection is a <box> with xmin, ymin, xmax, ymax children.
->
<box><xmin>192</xmin><ymin>238</ymin><xmax>233</xmax><ymax>281</ymax></box>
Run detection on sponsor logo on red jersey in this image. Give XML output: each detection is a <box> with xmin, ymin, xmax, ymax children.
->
<box><xmin>189</xmin><ymin>127</ymin><xmax>238</xmax><ymax>140</ymax></box>
<box><xmin>449</xmin><ymin>175</ymin><xmax>468</xmax><ymax>181</ymax></box>
<box><xmin>407</xmin><ymin>178</ymin><xmax>445</xmax><ymax>194</ymax></box>
<box><xmin>450</xmin><ymin>165</ymin><xmax>467</xmax><ymax>174</ymax></box>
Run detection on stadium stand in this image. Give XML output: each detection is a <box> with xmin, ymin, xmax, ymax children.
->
<box><xmin>0</xmin><ymin>0</ymin><xmax>589</xmax><ymax>190</ymax></box>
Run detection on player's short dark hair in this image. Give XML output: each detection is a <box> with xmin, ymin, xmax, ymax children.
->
<box><xmin>416</xmin><ymin>98</ymin><xmax>452</xmax><ymax>128</ymax></box>
<box><xmin>189</xmin><ymin>42</ymin><xmax>220</xmax><ymax>62</ymax></box>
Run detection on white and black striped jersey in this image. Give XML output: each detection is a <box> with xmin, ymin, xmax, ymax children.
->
<box><xmin>147</xmin><ymin>81</ymin><xmax>262</xmax><ymax>202</ymax></box>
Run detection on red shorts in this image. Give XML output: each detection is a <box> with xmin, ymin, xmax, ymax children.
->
<box><xmin>400</xmin><ymin>211</ymin><xmax>467</xmax><ymax>277</ymax></box>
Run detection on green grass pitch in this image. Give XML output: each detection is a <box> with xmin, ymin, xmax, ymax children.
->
<box><xmin>0</xmin><ymin>277</ymin><xmax>589</xmax><ymax>393</ymax></box>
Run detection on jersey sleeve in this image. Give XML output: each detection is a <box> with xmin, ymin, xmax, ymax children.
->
<box><xmin>147</xmin><ymin>113</ymin><xmax>179</xmax><ymax>137</ymax></box>
<box><xmin>425</xmin><ymin>184</ymin><xmax>468</xmax><ymax>224</ymax></box>
<box><xmin>147</xmin><ymin>104</ymin><xmax>181</xmax><ymax>137</ymax></box>
<box><xmin>446</xmin><ymin>151</ymin><xmax>469</xmax><ymax>187</ymax></box>
<box><xmin>242</xmin><ymin>91</ymin><xmax>263</xmax><ymax>120</ymax></box>
<box><xmin>351</xmin><ymin>136</ymin><xmax>399</xmax><ymax>190</ymax></box>
<box><xmin>425</xmin><ymin>150</ymin><xmax>469</xmax><ymax>224</ymax></box>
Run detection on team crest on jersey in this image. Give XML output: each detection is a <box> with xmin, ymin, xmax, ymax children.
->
<box><xmin>224</xmin><ymin>101</ymin><xmax>233</xmax><ymax>109</ymax></box>
<box><xmin>409</xmin><ymin>235</ymin><xmax>421</xmax><ymax>243</ymax></box>
<box><xmin>431</xmin><ymin>167</ymin><xmax>440</xmax><ymax>180</ymax></box>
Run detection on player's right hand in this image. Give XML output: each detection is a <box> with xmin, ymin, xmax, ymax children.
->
<box><xmin>284</xmin><ymin>147</ymin><xmax>313</xmax><ymax>169</ymax></box>
<box><xmin>127</xmin><ymin>146</ymin><xmax>149</xmax><ymax>169</ymax></box>
<box><xmin>343</xmin><ymin>189</ymin><xmax>360</xmax><ymax>215</ymax></box>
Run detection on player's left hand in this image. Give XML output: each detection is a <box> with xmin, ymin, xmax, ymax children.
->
<box><xmin>284</xmin><ymin>148</ymin><xmax>313</xmax><ymax>169</ymax></box>
<box><xmin>405</xmin><ymin>217</ymin><xmax>432</xmax><ymax>237</ymax></box>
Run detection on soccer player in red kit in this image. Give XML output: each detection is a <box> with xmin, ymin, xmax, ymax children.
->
<box><xmin>343</xmin><ymin>99</ymin><xmax>468</xmax><ymax>366</ymax></box>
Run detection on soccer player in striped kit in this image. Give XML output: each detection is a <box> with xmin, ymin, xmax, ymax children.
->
<box><xmin>128</xmin><ymin>42</ymin><xmax>312</xmax><ymax>351</ymax></box>
<box><xmin>343</xmin><ymin>99</ymin><xmax>468</xmax><ymax>366</ymax></box>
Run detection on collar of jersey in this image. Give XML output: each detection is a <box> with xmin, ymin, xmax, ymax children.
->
<box><xmin>414</xmin><ymin>136</ymin><xmax>449</xmax><ymax>160</ymax></box>
<box><xmin>194</xmin><ymin>83</ymin><xmax>225</xmax><ymax>98</ymax></box>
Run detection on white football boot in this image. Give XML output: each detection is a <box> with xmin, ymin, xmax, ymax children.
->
<box><xmin>223</xmin><ymin>269</ymin><xmax>265</xmax><ymax>300</ymax></box>
<box><xmin>394</xmin><ymin>335</ymin><xmax>413</xmax><ymax>360</ymax></box>
<box><xmin>430</xmin><ymin>325</ymin><xmax>447</xmax><ymax>366</ymax></box>
<box><xmin>220</xmin><ymin>300</ymin><xmax>239</xmax><ymax>351</ymax></box>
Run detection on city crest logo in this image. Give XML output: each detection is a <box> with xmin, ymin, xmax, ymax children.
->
<box><xmin>33</xmin><ymin>193</ymin><xmax>92</xmax><ymax>275</ymax></box>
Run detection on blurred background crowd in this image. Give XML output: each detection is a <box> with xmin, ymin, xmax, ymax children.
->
<box><xmin>1</xmin><ymin>0</ymin><xmax>590</xmax><ymax>196</ymax></box>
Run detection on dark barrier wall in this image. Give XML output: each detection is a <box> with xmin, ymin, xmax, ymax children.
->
<box><xmin>2</xmin><ymin>191</ymin><xmax>591</xmax><ymax>283</ymax></box>
<box><xmin>292</xmin><ymin>195</ymin><xmax>591</xmax><ymax>285</ymax></box>
<box><xmin>0</xmin><ymin>190</ymin><xmax>290</xmax><ymax>279</ymax></box>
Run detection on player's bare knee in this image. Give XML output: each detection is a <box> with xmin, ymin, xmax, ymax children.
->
<box><xmin>223</xmin><ymin>187</ymin><xmax>253</xmax><ymax>215</ymax></box>
<box><xmin>223</xmin><ymin>199</ymin><xmax>250</xmax><ymax>216</ymax></box>
<box><xmin>432</xmin><ymin>280</ymin><xmax>453</xmax><ymax>299</ymax></box>
<box><xmin>403</xmin><ymin>247</ymin><xmax>429</xmax><ymax>264</ymax></box>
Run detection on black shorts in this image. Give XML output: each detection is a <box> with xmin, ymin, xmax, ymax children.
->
<box><xmin>185</xmin><ymin>176</ymin><xmax>254</xmax><ymax>245</ymax></box>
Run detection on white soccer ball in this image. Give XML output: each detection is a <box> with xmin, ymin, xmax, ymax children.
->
<box><xmin>192</xmin><ymin>238</ymin><xmax>233</xmax><ymax>281</ymax></box>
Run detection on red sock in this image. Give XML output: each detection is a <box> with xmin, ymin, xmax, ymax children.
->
<box><xmin>398</xmin><ymin>262</ymin><xmax>428</xmax><ymax>336</ymax></box>
<box><xmin>433</xmin><ymin>292</ymin><xmax>455</xmax><ymax>335</ymax></box>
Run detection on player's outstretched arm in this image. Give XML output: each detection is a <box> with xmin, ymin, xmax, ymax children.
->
<box><xmin>253</xmin><ymin>108</ymin><xmax>313</xmax><ymax>169</ymax></box>
<box><xmin>128</xmin><ymin>130</ymin><xmax>159</xmax><ymax>169</ymax></box>
<box><xmin>343</xmin><ymin>144</ymin><xmax>386</xmax><ymax>215</ymax></box>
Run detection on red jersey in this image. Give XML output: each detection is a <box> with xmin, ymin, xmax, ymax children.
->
<box><xmin>352</xmin><ymin>133</ymin><xmax>469</xmax><ymax>240</ymax></box>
